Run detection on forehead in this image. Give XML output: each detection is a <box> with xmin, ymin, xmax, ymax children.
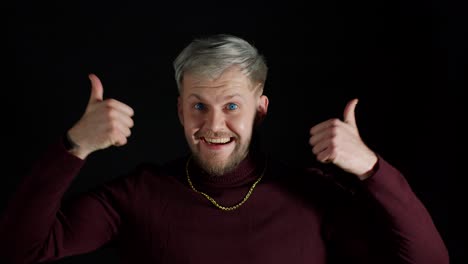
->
<box><xmin>181</xmin><ymin>67</ymin><xmax>254</xmax><ymax>97</ymax></box>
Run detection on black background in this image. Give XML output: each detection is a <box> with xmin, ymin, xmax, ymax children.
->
<box><xmin>4</xmin><ymin>0</ymin><xmax>466</xmax><ymax>263</ymax></box>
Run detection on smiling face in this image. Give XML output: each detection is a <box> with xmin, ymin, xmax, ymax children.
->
<box><xmin>178</xmin><ymin>66</ymin><xmax>269</xmax><ymax>176</ymax></box>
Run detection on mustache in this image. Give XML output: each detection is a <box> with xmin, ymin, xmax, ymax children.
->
<box><xmin>195</xmin><ymin>130</ymin><xmax>236</xmax><ymax>139</ymax></box>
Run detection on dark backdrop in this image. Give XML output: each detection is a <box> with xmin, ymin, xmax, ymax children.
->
<box><xmin>5</xmin><ymin>0</ymin><xmax>466</xmax><ymax>263</ymax></box>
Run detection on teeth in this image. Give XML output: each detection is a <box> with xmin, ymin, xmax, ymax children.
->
<box><xmin>204</xmin><ymin>137</ymin><xmax>231</xmax><ymax>144</ymax></box>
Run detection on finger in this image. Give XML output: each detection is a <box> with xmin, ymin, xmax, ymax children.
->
<box><xmin>310</xmin><ymin>118</ymin><xmax>341</xmax><ymax>135</ymax></box>
<box><xmin>316</xmin><ymin>147</ymin><xmax>336</xmax><ymax>163</ymax></box>
<box><xmin>119</xmin><ymin>115</ymin><xmax>134</xmax><ymax>129</ymax></box>
<box><xmin>343</xmin><ymin>98</ymin><xmax>359</xmax><ymax>128</ymax></box>
<box><xmin>309</xmin><ymin>124</ymin><xmax>339</xmax><ymax>146</ymax></box>
<box><xmin>119</xmin><ymin>124</ymin><xmax>132</xmax><ymax>138</ymax></box>
<box><xmin>107</xmin><ymin>109</ymin><xmax>134</xmax><ymax>128</ymax></box>
<box><xmin>88</xmin><ymin>73</ymin><xmax>104</xmax><ymax>103</ymax></box>
<box><xmin>110</xmin><ymin>124</ymin><xmax>130</xmax><ymax>146</ymax></box>
<box><xmin>311</xmin><ymin>137</ymin><xmax>333</xmax><ymax>155</ymax></box>
<box><xmin>112</xmin><ymin>134</ymin><xmax>128</xmax><ymax>147</ymax></box>
<box><xmin>111</xmin><ymin>121</ymin><xmax>132</xmax><ymax>138</ymax></box>
<box><xmin>105</xmin><ymin>99</ymin><xmax>135</xmax><ymax>117</ymax></box>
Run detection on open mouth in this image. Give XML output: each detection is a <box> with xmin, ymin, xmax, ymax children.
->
<box><xmin>201</xmin><ymin>137</ymin><xmax>235</xmax><ymax>145</ymax></box>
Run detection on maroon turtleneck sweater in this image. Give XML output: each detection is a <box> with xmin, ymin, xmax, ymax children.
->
<box><xmin>0</xmin><ymin>139</ymin><xmax>448</xmax><ymax>264</ymax></box>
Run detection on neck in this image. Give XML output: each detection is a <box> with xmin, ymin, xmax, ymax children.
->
<box><xmin>188</xmin><ymin>149</ymin><xmax>265</xmax><ymax>189</ymax></box>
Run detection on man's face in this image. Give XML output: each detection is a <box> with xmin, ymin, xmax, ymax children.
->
<box><xmin>178</xmin><ymin>66</ymin><xmax>268</xmax><ymax>176</ymax></box>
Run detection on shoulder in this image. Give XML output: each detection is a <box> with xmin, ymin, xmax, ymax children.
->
<box><xmin>96</xmin><ymin>155</ymin><xmax>188</xmax><ymax>192</ymax></box>
<box><xmin>265</xmin><ymin>156</ymin><xmax>352</xmax><ymax>203</ymax></box>
<box><xmin>266</xmin><ymin>156</ymin><xmax>331</xmax><ymax>187</ymax></box>
<box><xmin>263</xmin><ymin>157</ymin><xmax>312</xmax><ymax>196</ymax></box>
<box><xmin>128</xmin><ymin>155</ymin><xmax>189</xmax><ymax>184</ymax></box>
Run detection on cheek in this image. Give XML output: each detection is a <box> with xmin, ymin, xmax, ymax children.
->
<box><xmin>184</xmin><ymin>112</ymin><xmax>203</xmax><ymax>132</ymax></box>
<box><xmin>228</xmin><ymin>113</ymin><xmax>255</xmax><ymax>138</ymax></box>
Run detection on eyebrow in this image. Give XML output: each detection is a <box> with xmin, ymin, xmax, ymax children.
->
<box><xmin>187</xmin><ymin>93</ymin><xmax>245</xmax><ymax>101</ymax></box>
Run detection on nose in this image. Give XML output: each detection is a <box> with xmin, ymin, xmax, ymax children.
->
<box><xmin>204</xmin><ymin>108</ymin><xmax>225</xmax><ymax>132</ymax></box>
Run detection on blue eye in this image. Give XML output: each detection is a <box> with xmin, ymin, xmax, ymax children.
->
<box><xmin>194</xmin><ymin>103</ymin><xmax>205</xmax><ymax>110</ymax></box>
<box><xmin>227</xmin><ymin>103</ymin><xmax>238</xmax><ymax>110</ymax></box>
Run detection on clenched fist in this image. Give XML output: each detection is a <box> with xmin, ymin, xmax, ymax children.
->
<box><xmin>67</xmin><ymin>74</ymin><xmax>134</xmax><ymax>159</ymax></box>
<box><xmin>309</xmin><ymin>98</ymin><xmax>378</xmax><ymax>180</ymax></box>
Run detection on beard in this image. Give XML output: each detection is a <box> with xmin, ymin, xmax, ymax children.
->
<box><xmin>187</xmin><ymin>113</ymin><xmax>264</xmax><ymax>177</ymax></box>
<box><xmin>189</xmin><ymin>133</ymin><xmax>251</xmax><ymax>177</ymax></box>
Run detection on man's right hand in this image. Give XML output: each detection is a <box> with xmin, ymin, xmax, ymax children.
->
<box><xmin>67</xmin><ymin>73</ymin><xmax>135</xmax><ymax>159</ymax></box>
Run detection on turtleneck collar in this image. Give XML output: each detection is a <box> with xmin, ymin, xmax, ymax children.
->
<box><xmin>187</xmin><ymin>150</ymin><xmax>266</xmax><ymax>189</ymax></box>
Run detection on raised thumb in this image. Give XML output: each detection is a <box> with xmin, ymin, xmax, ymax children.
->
<box><xmin>343</xmin><ymin>98</ymin><xmax>359</xmax><ymax>128</ymax></box>
<box><xmin>88</xmin><ymin>73</ymin><xmax>104</xmax><ymax>103</ymax></box>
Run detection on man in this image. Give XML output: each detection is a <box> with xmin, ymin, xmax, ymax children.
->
<box><xmin>0</xmin><ymin>34</ymin><xmax>448</xmax><ymax>263</ymax></box>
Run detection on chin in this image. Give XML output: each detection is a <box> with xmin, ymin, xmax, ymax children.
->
<box><xmin>193</xmin><ymin>150</ymin><xmax>245</xmax><ymax>176</ymax></box>
<box><xmin>194</xmin><ymin>156</ymin><xmax>229</xmax><ymax>176</ymax></box>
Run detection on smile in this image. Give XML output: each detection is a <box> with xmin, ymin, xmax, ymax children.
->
<box><xmin>202</xmin><ymin>137</ymin><xmax>234</xmax><ymax>144</ymax></box>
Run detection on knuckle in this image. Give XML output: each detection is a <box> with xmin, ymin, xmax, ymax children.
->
<box><xmin>329</xmin><ymin>140</ymin><xmax>337</xmax><ymax>150</ymax></box>
<box><xmin>114</xmin><ymin>132</ymin><xmax>123</xmax><ymax>141</ymax></box>
<box><xmin>330</xmin><ymin>127</ymin><xmax>338</xmax><ymax>136</ymax></box>
<box><xmin>312</xmin><ymin>146</ymin><xmax>318</xmax><ymax>154</ymax></box>
<box><xmin>104</xmin><ymin>109</ymin><xmax>115</xmax><ymax>120</ymax></box>
<box><xmin>309</xmin><ymin>137</ymin><xmax>315</xmax><ymax>146</ymax></box>
<box><xmin>108</xmin><ymin>122</ymin><xmax>120</xmax><ymax>133</ymax></box>
<box><xmin>104</xmin><ymin>99</ymin><xmax>114</xmax><ymax>107</ymax></box>
<box><xmin>331</xmin><ymin>118</ymin><xmax>340</xmax><ymax>126</ymax></box>
<box><xmin>107</xmin><ymin>98</ymin><xmax>118</xmax><ymax>105</ymax></box>
<box><xmin>125</xmin><ymin>128</ymin><xmax>132</xmax><ymax>137</ymax></box>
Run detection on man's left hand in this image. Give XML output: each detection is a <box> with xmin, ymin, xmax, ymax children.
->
<box><xmin>309</xmin><ymin>98</ymin><xmax>378</xmax><ymax>180</ymax></box>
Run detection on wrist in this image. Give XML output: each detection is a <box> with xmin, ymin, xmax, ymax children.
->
<box><xmin>68</xmin><ymin>148</ymin><xmax>90</xmax><ymax>160</ymax></box>
<box><xmin>358</xmin><ymin>154</ymin><xmax>379</xmax><ymax>181</ymax></box>
<box><xmin>63</xmin><ymin>132</ymin><xmax>78</xmax><ymax>150</ymax></box>
<box><xmin>63</xmin><ymin>131</ymin><xmax>90</xmax><ymax>160</ymax></box>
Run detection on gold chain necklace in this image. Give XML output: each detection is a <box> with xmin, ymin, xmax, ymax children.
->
<box><xmin>185</xmin><ymin>156</ymin><xmax>266</xmax><ymax>211</ymax></box>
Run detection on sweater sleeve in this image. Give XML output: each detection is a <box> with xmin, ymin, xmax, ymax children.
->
<box><xmin>0</xmin><ymin>139</ymin><xmax>131</xmax><ymax>264</ymax></box>
<box><xmin>359</xmin><ymin>156</ymin><xmax>449</xmax><ymax>264</ymax></box>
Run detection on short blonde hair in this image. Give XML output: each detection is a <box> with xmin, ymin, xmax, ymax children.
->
<box><xmin>173</xmin><ymin>34</ymin><xmax>268</xmax><ymax>93</ymax></box>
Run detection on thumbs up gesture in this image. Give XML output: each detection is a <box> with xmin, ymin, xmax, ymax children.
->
<box><xmin>67</xmin><ymin>74</ymin><xmax>135</xmax><ymax>159</ymax></box>
<box><xmin>309</xmin><ymin>99</ymin><xmax>378</xmax><ymax>180</ymax></box>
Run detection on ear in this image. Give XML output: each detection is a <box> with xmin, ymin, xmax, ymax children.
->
<box><xmin>255</xmin><ymin>95</ymin><xmax>269</xmax><ymax>124</ymax></box>
<box><xmin>177</xmin><ymin>96</ymin><xmax>184</xmax><ymax>126</ymax></box>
